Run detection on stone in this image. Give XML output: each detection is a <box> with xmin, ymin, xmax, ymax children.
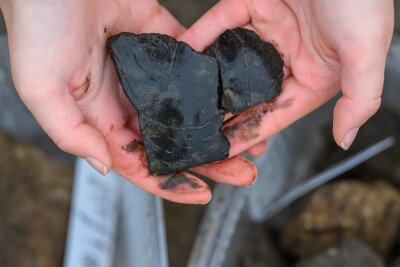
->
<box><xmin>207</xmin><ymin>28</ymin><xmax>284</xmax><ymax>114</ymax></box>
<box><xmin>282</xmin><ymin>180</ymin><xmax>400</xmax><ymax>257</ymax></box>
<box><xmin>295</xmin><ymin>239</ymin><xmax>384</xmax><ymax>267</ymax></box>
<box><xmin>108</xmin><ymin>33</ymin><xmax>229</xmax><ymax>175</ymax></box>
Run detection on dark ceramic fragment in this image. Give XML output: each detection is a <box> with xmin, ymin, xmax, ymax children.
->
<box><xmin>207</xmin><ymin>28</ymin><xmax>284</xmax><ymax>114</ymax></box>
<box><xmin>108</xmin><ymin>33</ymin><xmax>229</xmax><ymax>175</ymax></box>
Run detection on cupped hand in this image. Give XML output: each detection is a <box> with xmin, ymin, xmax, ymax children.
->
<box><xmin>181</xmin><ymin>0</ymin><xmax>394</xmax><ymax>157</ymax></box>
<box><xmin>0</xmin><ymin>0</ymin><xmax>257</xmax><ymax>204</ymax></box>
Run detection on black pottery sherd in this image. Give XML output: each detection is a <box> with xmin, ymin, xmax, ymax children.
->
<box><xmin>207</xmin><ymin>28</ymin><xmax>284</xmax><ymax>114</ymax></box>
<box><xmin>108</xmin><ymin>33</ymin><xmax>229</xmax><ymax>175</ymax></box>
<box><xmin>108</xmin><ymin>28</ymin><xmax>283</xmax><ymax>175</ymax></box>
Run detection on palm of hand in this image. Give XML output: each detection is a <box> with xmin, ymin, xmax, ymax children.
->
<box><xmin>8</xmin><ymin>0</ymin><xmax>183</xmax><ymax>139</ymax></box>
<box><xmin>3</xmin><ymin>0</ymin><xmax>257</xmax><ymax>203</ymax></box>
<box><xmin>181</xmin><ymin>0</ymin><xmax>393</xmax><ymax>156</ymax></box>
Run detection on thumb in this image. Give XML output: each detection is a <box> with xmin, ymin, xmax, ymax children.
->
<box><xmin>17</xmin><ymin>82</ymin><xmax>112</xmax><ymax>175</ymax></box>
<box><xmin>333</xmin><ymin>48</ymin><xmax>387</xmax><ymax>150</ymax></box>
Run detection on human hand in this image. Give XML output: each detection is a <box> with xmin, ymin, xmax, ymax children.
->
<box><xmin>181</xmin><ymin>0</ymin><xmax>394</xmax><ymax>157</ymax></box>
<box><xmin>0</xmin><ymin>0</ymin><xmax>257</xmax><ymax>204</ymax></box>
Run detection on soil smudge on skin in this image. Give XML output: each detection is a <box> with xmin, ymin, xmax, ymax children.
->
<box><xmin>122</xmin><ymin>139</ymin><xmax>140</xmax><ymax>153</ymax></box>
<box><xmin>222</xmin><ymin>124</ymin><xmax>240</xmax><ymax>137</ymax></box>
<box><xmin>223</xmin><ymin>108</ymin><xmax>263</xmax><ymax>141</ymax></box>
<box><xmin>84</xmin><ymin>75</ymin><xmax>90</xmax><ymax>92</ymax></box>
<box><xmin>243</xmin><ymin>109</ymin><xmax>263</xmax><ymax>128</ymax></box>
<box><xmin>262</xmin><ymin>97</ymin><xmax>294</xmax><ymax>113</ymax></box>
<box><xmin>222</xmin><ymin>97</ymin><xmax>295</xmax><ymax>141</ymax></box>
<box><xmin>159</xmin><ymin>174</ymin><xmax>201</xmax><ymax>190</ymax></box>
<box><xmin>71</xmin><ymin>73</ymin><xmax>91</xmax><ymax>100</ymax></box>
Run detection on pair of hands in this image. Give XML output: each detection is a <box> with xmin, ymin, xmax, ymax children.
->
<box><xmin>0</xmin><ymin>0</ymin><xmax>394</xmax><ymax>204</ymax></box>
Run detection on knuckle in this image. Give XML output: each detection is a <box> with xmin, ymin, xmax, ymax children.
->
<box><xmin>54</xmin><ymin>136</ymin><xmax>70</xmax><ymax>153</ymax></box>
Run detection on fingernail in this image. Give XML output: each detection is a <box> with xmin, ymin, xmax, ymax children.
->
<box><xmin>86</xmin><ymin>157</ymin><xmax>109</xmax><ymax>176</ymax></box>
<box><xmin>250</xmin><ymin>175</ymin><xmax>258</xmax><ymax>186</ymax></box>
<box><xmin>340</xmin><ymin>128</ymin><xmax>359</xmax><ymax>150</ymax></box>
<box><xmin>202</xmin><ymin>194</ymin><xmax>213</xmax><ymax>205</ymax></box>
<box><xmin>248</xmin><ymin>161</ymin><xmax>258</xmax><ymax>186</ymax></box>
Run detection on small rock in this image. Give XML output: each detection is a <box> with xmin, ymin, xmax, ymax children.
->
<box><xmin>295</xmin><ymin>239</ymin><xmax>385</xmax><ymax>267</ymax></box>
<box><xmin>282</xmin><ymin>180</ymin><xmax>400</xmax><ymax>257</ymax></box>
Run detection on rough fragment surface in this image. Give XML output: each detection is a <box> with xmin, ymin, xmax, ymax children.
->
<box><xmin>108</xmin><ymin>33</ymin><xmax>229</xmax><ymax>175</ymax></box>
<box><xmin>207</xmin><ymin>28</ymin><xmax>284</xmax><ymax>114</ymax></box>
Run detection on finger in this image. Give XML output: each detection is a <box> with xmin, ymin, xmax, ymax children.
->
<box><xmin>245</xmin><ymin>140</ymin><xmax>268</xmax><ymax>157</ymax></box>
<box><xmin>223</xmin><ymin>112</ymin><xmax>235</xmax><ymax>121</ymax></box>
<box><xmin>140</xmin><ymin>5</ymin><xmax>185</xmax><ymax>38</ymax></box>
<box><xmin>222</xmin><ymin>77</ymin><xmax>337</xmax><ymax>157</ymax></box>
<box><xmin>192</xmin><ymin>155</ymin><xmax>257</xmax><ymax>186</ymax></box>
<box><xmin>179</xmin><ymin>0</ymin><xmax>250</xmax><ymax>51</ymax></box>
<box><xmin>18</xmin><ymin>83</ymin><xmax>112</xmax><ymax>175</ymax></box>
<box><xmin>317</xmin><ymin>0</ymin><xmax>394</xmax><ymax>149</ymax></box>
<box><xmin>333</xmin><ymin>43</ymin><xmax>392</xmax><ymax>150</ymax></box>
<box><xmin>107</xmin><ymin>127</ymin><xmax>212</xmax><ymax>204</ymax></box>
<box><xmin>333</xmin><ymin>64</ymin><xmax>384</xmax><ymax>150</ymax></box>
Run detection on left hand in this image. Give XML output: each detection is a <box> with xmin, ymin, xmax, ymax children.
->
<box><xmin>1</xmin><ymin>0</ymin><xmax>257</xmax><ymax>204</ymax></box>
<box><xmin>180</xmin><ymin>0</ymin><xmax>394</xmax><ymax>156</ymax></box>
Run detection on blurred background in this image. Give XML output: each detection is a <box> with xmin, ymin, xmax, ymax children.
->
<box><xmin>0</xmin><ymin>1</ymin><xmax>400</xmax><ymax>267</ymax></box>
